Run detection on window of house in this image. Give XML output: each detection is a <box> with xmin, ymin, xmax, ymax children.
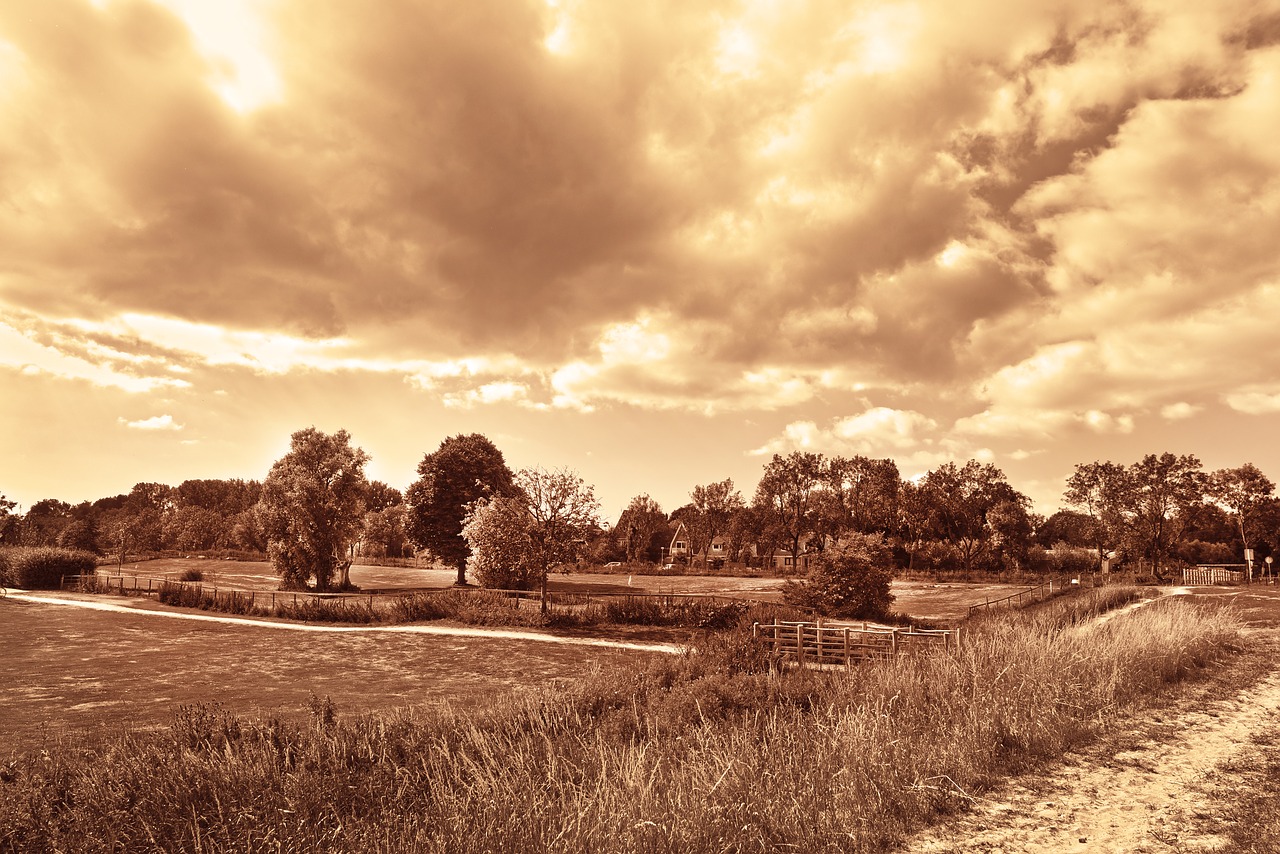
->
<box><xmin>712</xmin><ymin>543</ymin><xmax>724</xmax><ymax>551</ymax></box>
<box><xmin>674</xmin><ymin>541</ymin><xmax>685</xmax><ymax>550</ymax></box>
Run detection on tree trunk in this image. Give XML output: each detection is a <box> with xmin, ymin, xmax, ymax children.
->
<box><xmin>454</xmin><ymin>563</ymin><xmax>467</xmax><ymax>586</ymax></box>
<box><xmin>540</xmin><ymin>571</ymin><xmax>549</xmax><ymax>614</ymax></box>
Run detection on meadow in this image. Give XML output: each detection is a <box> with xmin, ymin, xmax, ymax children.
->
<box><xmin>0</xmin><ymin>589</ymin><xmax>1245</xmax><ymax>852</ymax></box>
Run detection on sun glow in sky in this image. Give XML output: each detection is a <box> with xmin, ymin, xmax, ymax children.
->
<box><xmin>4</xmin><ymin>0</ymin><xmax>1280</xmax><ymax>519</ymax></box>
<box><xmin>154</xmin><ymin>0</ymin><xmax>282</xmax><ymax>112</ymax></box>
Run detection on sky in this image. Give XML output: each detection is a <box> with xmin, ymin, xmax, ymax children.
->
<box><xmin>3</xmin><ymin>0</ymin><xmax>1280</xmax><ymax>522</ymax></box>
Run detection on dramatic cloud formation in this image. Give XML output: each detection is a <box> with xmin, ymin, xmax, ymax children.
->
<box><xmin>3</xmin><ymin>0</ymin><xmax>1280</xmax><ymax>514</ymax></box>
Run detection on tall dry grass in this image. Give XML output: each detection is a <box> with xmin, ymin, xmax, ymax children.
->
<box><xmin>0</xmin><ymin>593</ymin><xmax>1240</xmax><ymax>852</ymax></box>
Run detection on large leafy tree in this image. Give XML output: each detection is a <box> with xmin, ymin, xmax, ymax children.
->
<box><xmin>820</xmin><ymin>455</ymin><xmax>901</xmax><ymax>539</ymax></box>
<box><xmin>1210</xmin><ymin>463</ymin><xmax>1275</xmax><ymax>562</ymax></box>
<box><xmin>1125</xmin><ymin>452</ymin><xmax>1207</xmax><ymax>581</ymax></box>
<box><xmin>752</xmin><ymin>452</ymin><xmax>826</xmax><ymax>571</ymax></box>
<box><xmin>260</xmin><ymin>427</ymin><xmax>370</xmax><ymax>591</ymax></box>
<box><xmin>919</xmin><ymin>460</ymin><xmax>1029</xmax><ymax>573</ymax></box>
<box><xmin>463</xmin><ymin>467</ymin><xmax>599</xmax><ymax>611</ymax></box>
<box><xmin>615</xmin><ymin>493</ymin><xmax>668</xmax><ymax>563</ymax></box>
<box><xmin>407</xmin><ymin>434</ymin><xmax>515</xmax><ymax>585</ymax></box>
<box><xmin>684</xmin><ymin>479</ymin><xmax>745</xmax><ymax>567</ymax></box>
<box><xmin>0</xmin><ymin>492</ymin><xmax>16</xmax><ymax>543</ymax></box>
<box><xmin>1063</xmin><ymin>461</ymin><xmax>1131</xmax><ymax>571</ymax></box>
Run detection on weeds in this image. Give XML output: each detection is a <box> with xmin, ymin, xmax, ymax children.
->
<box><xmin>0</xmin><ymin>597</ymin><xmax>1242</xmax><ymax>853</ymax></box>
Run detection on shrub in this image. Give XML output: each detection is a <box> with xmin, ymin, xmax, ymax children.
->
<box><xmin>274</xmin><ymin>597</ymin><xmax>378</xmax><ymax>624</ymax></box>
<box><xmin>3</xmin><ymin>546</ymin><xmax>97</xmax><ymax>589</ymax></box>
<box><xmin>157</xmin><ymin>581</ymin><xmax>259</xmax><ymax>615</ymax></box>
<box><xmin>784</xmin><ymin>533</ymin><xmax>895</xmax><ymax>619</ymax></box>
<box><xmin>178</xmin><ymin>567</ymin><xmax>205</xmax><ymax>583</ymax></box>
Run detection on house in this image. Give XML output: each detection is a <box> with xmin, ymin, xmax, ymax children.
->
<box><xmin>666</xmin><ymin>520</ymin><xmax>731</xmax><ymax>565</ymax></box>
<box><xmin>769</xmin><ymin>532</ymin><xmax>830</xmax><ymax>572</ymax></box>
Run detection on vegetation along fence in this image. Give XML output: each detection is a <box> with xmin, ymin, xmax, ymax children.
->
<box><xmin>752</xmin><ymin>620</ymin><xmax>958</xmax><ymax>670</ymax></box>
<box><xmin>61</xmin><ymin>573</ymin><xmax>770</xmax><ymax>615</ymax></box>
<box><xmin>966</xmin><ymin>580</ymin><xmax>1057</xmax><ymax>617</ymax></box>
<box><xmin>1183</xmin><ymin>565</ymin><xmax>1244</xmax><ymax>586</ymax></box>
<box><xmin>65</xmin><ymin>574</ymin><xmax>385</xmax><ymax>612</ymax></box>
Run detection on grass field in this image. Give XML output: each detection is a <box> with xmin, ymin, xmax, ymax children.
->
<box><xmin>96</xmin><ymin>557</ymin><xmax>1036</xmax><ymax>620</ymax></box>
<box><xmin>0</xmin><ymin>596</ymin><xmax>653</xmax><ymax>745</ymax></box>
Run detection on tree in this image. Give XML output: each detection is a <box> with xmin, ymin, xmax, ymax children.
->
<box><xmin>1210</xmin><ymin>463</ymin><xmax>1275</xmax><ymax>564</ymax></box>
<box><xmin>461</xmin><ymin>495</ymin><xmax>537</xmax><ymax>590</ymax></box>
<box><xmin>820</xmin><ymin>456</ymin><xmax>901</xmax><ymax>539</ymax></box>
<box><xmin>685</xmin><ymin>479</ymin><xmax>745</xmax><ymax>567</ymax></box>
<box><xmin>407</xmin><ymin>434</ymin><xmax>515</xmax><ymax>585</ymax></box>
<box><xmin>615</xmin><ymin>494</ymin><xmax>668</xmax><ymax>563</ymax></box>
<box><xmin>919</xmin><ymin>460</ymin><xmax>1028</xmax><ymax>573</ymax></box>
<box><xmin>462</xmin><ymin>467</ymin><xmax>599</xmax><ymax>612</ymax></box>
<box><xmin>260</xmin><ymin>427</ymin><xmax>370</xmax><ymax>591</ymax></box>
<box><xmin>783</xmin><ymin>533</ymin><xmax>895</xmax><ymax>619</ymax></box>
<box><xmin>1063</xmin><ymin>461</ymin><xmax>1130</xmax><ymax>571</ymax></box>
<box><xmin>0</xmin><ymin>492</ymin><xmax>17</xmax><ymax>543</ymax></box>
<box><xmin>1124</xmin><ymin>453</ymin><xmax>1207</xmax><ymax>581</ymax></box>
<box><xmin>57</xmin><ymin>513</ymin><xmax>100</xmax><ymax>554</ymax></box>
<box><xmin>753</xmin><ymin>452</ymin><xmax>826</xmax><ymax>572</ymax></box>
<box><xmin>360</xmin><ymin>504</ymin><xmax>407</xmax><ymax>559</ymax></box>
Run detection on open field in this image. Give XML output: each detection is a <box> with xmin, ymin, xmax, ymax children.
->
<box><xmin>0</xmin><ymin>595</ymin><xmax>655</xmax><ymax>745</ymax></box>
<box><xmin>96</xmin><ymin>558</ymin><xmax>1037</xmax><ymax>620</ymax></box>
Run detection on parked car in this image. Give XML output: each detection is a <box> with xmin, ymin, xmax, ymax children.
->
<box><xmin>604</xmin><ymin>561</ymin><xmax>622</xmax><ymax>568</ymax></box>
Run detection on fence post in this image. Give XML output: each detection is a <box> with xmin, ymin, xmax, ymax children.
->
<box><xmin>843</xmin><ymin>628</ymin><xmax>850</xmax><ymax>670</ymax></box>
<box><xmin>891</xmin><ymin>629</ymin><xmax>898</xmax><ymax>658</ymax></box>
<box><xmin>816</xmin><ymin>624</ymin><xmax>824</xmax><ymax>665</ymax></box>
<box><xmin>796</xmin><ymin>623</ymin><xmax>805</xmax><ymax>667</ymax></box>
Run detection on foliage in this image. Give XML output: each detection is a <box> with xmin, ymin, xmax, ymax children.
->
<box><xmin>1210</xmin><ymin>463</ymin><xmax>1275</xmax><ymax>557</ymax></box>
<box><xmin>927</xmin><ymin>461</ymin><xmax>1031</xmax><ymax>572</ymax></box>
<box><xmin>2</xmin><ymin>546</ymin><xmax>97</xmax><ymax>589</ymax></box>
<box><xmin>615</xmin><ymin>494</ymin><xmax>669</xmax><ymax>563</ymax></box>
<box><xmin>464</xmin><ymin>467</ymin><xmax>600</xmax><ymax>611</ymax></box>
<box><xmin>1124</xmin><ymin>453</ymin><xmax>1207</xmax><ymax>580</ymax></box>
<box><xmin>157</xmin><ymin>581</ymin><xmax>259</xmax><ymax>615</ymax></box>
<box><xmin>273</xmin><ymin>597</ymin><xmax>378</xmax><ymax>624</ymax></box>
<box><xmin>407</xmin><ymin>434</ymin><xmax>516</xmax><ymax>585</ymax></box>
<box><xmin>752</xmin><ymin>451</ymin><xmax>826</xmax><ymax>568</ymax></box>
<box><xmin>461</xmin><ymin>495</ymin><xmax>538</xmax><ymax>589</ymax></box>
<box><xmin>260</xmin><ymin>427</ymin><xmax>370</xmax><ymax>591</ymax></box>
<box><xmin>819</xmin><ymin>455</ymin><xmax>901</xmax><ymax>539</ymax></box>
<box><xmin>0</xmin><ymin>598</ymin><xmax>1241</xmax><ymax>853</ymax></box>
<box><xmin>54</xmin><ymin>516</ymin><xmax>100</xmax><ymax>554</ymax></box>
<box><xmin>782</xmin><ymin>533</ymin><xmax>895</xmax><ymax>619</ymax></box>
<box><xmin>683</xmin><ymin>479</ymin><xmax>744</xmax><ymax>568</ymax></box>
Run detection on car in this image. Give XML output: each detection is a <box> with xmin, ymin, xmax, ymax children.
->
<box><xmin>604</xmin><ymin>561</ymin><xmax>623</xmax><ymax>568</ymax></box>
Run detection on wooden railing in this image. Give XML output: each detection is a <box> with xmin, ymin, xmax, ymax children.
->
<box><xmin>967</xmin><ymin>581</ymin><xmax>1057</xmax><ymax>617</ymax></box>
<box><xmin>752</xmin><ymin>620</ymin><xmax>959</xmax><ymax>670</ymax></box>
<box><xmin>1183</xmin><ymin>565</ymin><xmax>1244</xmax><ymax>586</ymax></box>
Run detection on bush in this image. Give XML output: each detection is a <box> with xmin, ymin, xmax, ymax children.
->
<box><xmin>783</xmin><ymin>533</ymin><xmax>895</xmax><ymax>619</ymax></box>
<box><xmin>2</xmin><ymin>546</ymin><xmax>97</xmax><ymax>589</ymax></box>
<box><xmin>178</xmin><ymin>567</ymin><xmax>205</xmax><ymax>583</ymax></box>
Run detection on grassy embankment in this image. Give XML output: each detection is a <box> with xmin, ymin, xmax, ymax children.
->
<box><xmin>0</xmin><ymin>589</ymin><xmax>1241</xmax><ymax>852</ymax></box>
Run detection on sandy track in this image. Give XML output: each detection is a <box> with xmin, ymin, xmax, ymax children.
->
<box><xmin>1</xmin><ymin>590</ymin><xmax>684</xmax><ymax>654</ymax></box>
<box><xmin>905</xmin><ymin>636</ymin><xmax>1280</xmax><ymax>853</ymax></box>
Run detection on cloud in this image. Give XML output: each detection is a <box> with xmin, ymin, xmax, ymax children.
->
<box><xmin>119</xmin><ymin>414</ymin><xmax>183</xmax><ymax>431</ymax></box>
<box><xmin>1</xmin><ymin>0</ymin><xmax>1280</xmax><ymax>434</ymax></box>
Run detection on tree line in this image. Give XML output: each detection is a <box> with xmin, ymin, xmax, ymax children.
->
<box><xmin>2</xmin><ymin>431</ymin><xmax>1276</xmax><ymax>595</ymax></box>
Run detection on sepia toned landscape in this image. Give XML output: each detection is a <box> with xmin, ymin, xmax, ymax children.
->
<box><xmin>6</xmin><ymin>0</ymin><xmax>1280</xmax><ymax>850</ymax></box>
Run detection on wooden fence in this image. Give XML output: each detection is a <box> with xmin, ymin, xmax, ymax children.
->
<box><xmin>752</xmin><ymin>620</ymin><xmax>958</xmax><ymax>670</ymax></box>
<box><xmin>1182</xmin><ymin>565</ymin><xmax>1244</xmax><ymax>586</ymax></box>
<box><xmin>66</xmin><ymin>573</ymin><xmax>388</xmax><ymax>610</ymax></box>
<box><xmin>966</xmin><ymin>580</ymin><xmax>1057</xmax><ymax>617</ymax></box>
<box><xmin>62</xmin><ymin>572</ymin><xmax>776</xmax><ymax>615</ymax></box>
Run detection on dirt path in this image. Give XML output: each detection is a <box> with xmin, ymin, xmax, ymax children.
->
<box><xmin>1</xmin><ymin>591</ymin><xmax>684</xmax><ymax>654</ymax></box>
<box><xmin>905</xmin><ymin>632</ymin><xmax>1280</xmax><ymax>853</ymax></box>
